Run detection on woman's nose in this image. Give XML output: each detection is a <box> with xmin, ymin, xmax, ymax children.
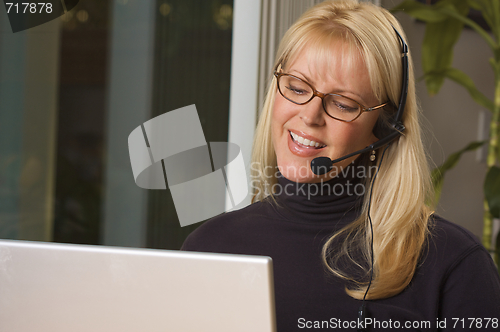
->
<box><xmin>299</xmin><ymin>96</ymin><xmax>326</xmax><ymax>126</ymax></box>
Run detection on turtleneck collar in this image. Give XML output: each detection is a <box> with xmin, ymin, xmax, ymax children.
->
<box><xmin>270</xmin><ymin>164</ymin><xmax>367</xmax><ymax>225</ymax></box>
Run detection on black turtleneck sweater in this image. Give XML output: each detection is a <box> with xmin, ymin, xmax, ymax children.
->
<box><xmin>181</xmin><ymin>174</ymin><xmax>500</xmax><ymax>331</ymax></box>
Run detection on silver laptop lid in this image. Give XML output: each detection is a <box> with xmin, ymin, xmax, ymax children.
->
<box><xmin>0</xmin><ymin>239</ymin><xmax>276</xmax><ymax>332</ymax></box>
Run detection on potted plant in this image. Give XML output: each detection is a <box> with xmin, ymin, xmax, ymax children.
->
<box><xmin>392</xmin><ymin>0</ymin><xmax>500</xmax><ymax>271</ymax></box>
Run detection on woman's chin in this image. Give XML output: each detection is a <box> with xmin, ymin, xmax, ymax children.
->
<box><xmin>278</xmin><ymin>164</ymin><xmax>323</xmax><ymax>183</ymax></box>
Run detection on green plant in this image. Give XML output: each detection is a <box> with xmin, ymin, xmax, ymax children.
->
<box><xmin>392</xmin><ymin>0</ymin><xmax>500</xmax><ymax>270</ymax></box>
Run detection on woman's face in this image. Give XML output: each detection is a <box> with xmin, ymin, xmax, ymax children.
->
<box><xmin>271</xmin><ymin>45</ymin><xmax>381</xmax><ymax>183</ymax></box>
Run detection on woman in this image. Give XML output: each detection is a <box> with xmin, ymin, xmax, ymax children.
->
<box><xmin>182</xmin><ymin>0</ymin><xmax>500</xmax><ymax>330</ymax></box>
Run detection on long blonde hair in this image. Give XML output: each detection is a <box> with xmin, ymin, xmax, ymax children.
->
<box><xmin>251</xmin><ymin>0</ymin><xmax>433</xmax><ymax>300</ymax></box>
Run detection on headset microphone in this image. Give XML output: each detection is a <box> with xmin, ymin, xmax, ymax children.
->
<box><xmin>310</xmin><ymin>27</ymin><xmax>409</xmax><ymax>176</ymax></box>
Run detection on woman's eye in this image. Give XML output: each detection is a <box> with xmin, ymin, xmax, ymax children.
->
<box><xmin>286</xmin><ymin>85</ymin><xmax>307</xmax><ymax>95</ymax></box>
<box><xmin>334</xmin><ymin>102</ymin><xmax>358</xmax><ymax>113</ymax></box>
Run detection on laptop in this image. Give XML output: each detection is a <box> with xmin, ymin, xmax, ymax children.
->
<box><xmin>0</xmin><ymin>239</ymin><xmax>276</xmax><ymax>332</ymax></box>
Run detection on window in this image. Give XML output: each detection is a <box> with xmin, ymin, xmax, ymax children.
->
<box><xmin>0</xmin><ymin>0</ymin><xmax>234</xmax><ymax>249</ymax></box>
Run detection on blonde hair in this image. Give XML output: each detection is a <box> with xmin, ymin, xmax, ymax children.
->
<box><xmin>251</xmin><ymin>0</ymin><xmax>433</xmax><ymax>300</ymax></box>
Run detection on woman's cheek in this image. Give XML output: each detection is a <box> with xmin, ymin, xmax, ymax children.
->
<box><xmin>273</xmin><ymin>98</ymin><xmax>296</xmax><ymax>123</ymax></box>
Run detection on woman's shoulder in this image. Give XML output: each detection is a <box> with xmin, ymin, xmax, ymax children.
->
<box><xmin>422</xmin><ymin>215</ymin><xmax>500</xmax><ymax>319</ymax></box>
<box><xmin>424</xmin><ymin>214</ymin><xmax>493</xmax><ymax>273</ymax></box>
<box><xmin>428</xmin><ymin>215</ymin><xmax>484</xmax><ymax>252</ymax></box>
<box><xmin>180</xmin><ymin>199</ymin><xmax>275</xmax><ymax>253</ymax></box>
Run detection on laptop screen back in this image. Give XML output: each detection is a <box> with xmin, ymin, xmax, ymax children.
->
<box><xmin>0</xmin><ymin>240</ymin><xmax>276</xmax><ymax>332</ymax></box>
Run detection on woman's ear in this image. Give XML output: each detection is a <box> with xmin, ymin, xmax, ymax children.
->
<box><xmin>372</xmin><ymin>104</ymin><xmax>396</xmax><ymax>140</ymax></box>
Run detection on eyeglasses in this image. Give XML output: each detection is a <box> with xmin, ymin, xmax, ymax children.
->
<box><xmin>274</xmin><ymin>71</ymin><xmax>388</xmax><ymax>122</ymax></box>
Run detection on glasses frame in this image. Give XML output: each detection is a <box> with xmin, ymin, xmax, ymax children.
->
<box><xmin>273</xmin><ymin>70</ymin><xmax>388</xmax><ymax>123</ymax></box>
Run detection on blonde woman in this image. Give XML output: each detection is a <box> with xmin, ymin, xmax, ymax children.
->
<box><xmin>182</xmin><ymin>0</ymin><xmax>500</xmax><ymax>330</ymax></box>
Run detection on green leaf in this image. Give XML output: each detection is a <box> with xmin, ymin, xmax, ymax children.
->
<box><xmin>466</xmin><ymin>0</ymin><xmax>481</xmax><ymax>11</ymax></box>
<box><xmin>431</xmin><ymin>141</ymin><xmax>486</xmax><ymax>206</ymax></box>
<box><xmin>468</xmin><ymin>0</ymin><xmax>493</xmax><ymax>33</ymax></box>
<box><xmin>421</xmin><ymin>20</ymin><xmax>460</xmax><ymax>94</ymax></box>
<box><xmin>490</xmin><ymin>57</ymin><xmax>500</xmax><ymax>74</ymax></box>
<box><xmin>421</xmin><ymin>2</ymin><xmax>469</xmax><ymax>95</ymax></box>
<box><xmin>492</xmin><ymin>0</ymin><xmax>500</xmax><ymax>43</ymax></box>
<box><xmin>434</xmin><ymin>67</ymin><xmax>494</xmax><ymax>111</ymax></box>
<box><xmin>485</xmin><ymin>166</ymin><xmax>500</xmax><ymax>218</ymax></box>
<box><xmin>439</xmin><ymin>6</ymin><xmax>497</xmax><ymax>50</ymax></box>
<box><xmin>473</xmin><ymin>0</ymin><xmax>500</xmax><ymax>42</ymax></box>
<box><xmin>391</xmin><ymin>0</ymin><xmax>449</xmax><ymax>23</ymax></box>
<box><xmin>496</xmin><ymin>230</ymin><xmax>500</xmax><ymax>273</ymax></box>
<box><xmin>430</xmin><ymin>167</ymin><xmax>446</xmax><ymax>208</ymax></box>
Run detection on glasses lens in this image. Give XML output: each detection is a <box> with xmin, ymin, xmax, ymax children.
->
<box><xmin>323</xmin><ymin>94</ymin><xmax>361</xmax><ymax>121</ymax></box>
<box><xmin>278</xmin><ymin>75</ymin><xmax>313</xmax><ymax>104</ymax></box>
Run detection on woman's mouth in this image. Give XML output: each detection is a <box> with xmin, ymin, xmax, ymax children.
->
<box><xmin>287</xmin><ymin>130</ymin><xmax>326</xmax><ymax>157</ymax></box>
<box><xmin>289</xmin><ymin>131</ymin><xmax>326</xmax><ymax>149</ymax></box>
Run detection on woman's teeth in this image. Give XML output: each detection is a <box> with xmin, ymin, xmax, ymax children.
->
<box><xmin>290</xmin><ymin>131</ymin><xmax>326</xmax><ymax>148</ymax></box>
